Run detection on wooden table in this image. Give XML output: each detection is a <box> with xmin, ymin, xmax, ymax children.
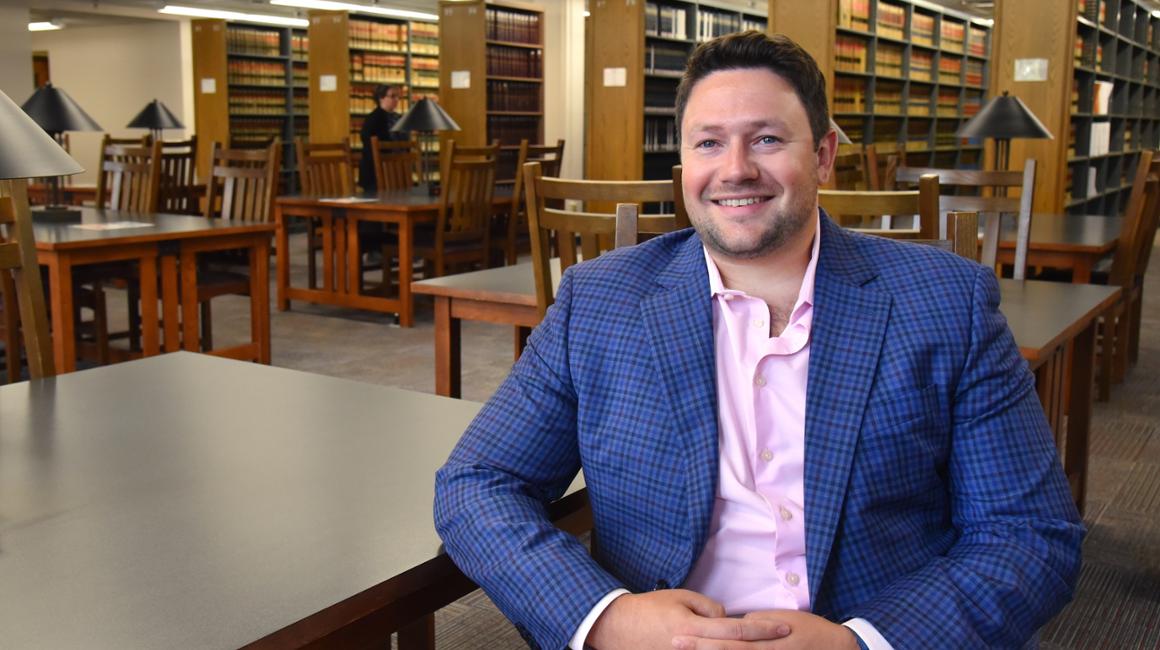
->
<box><xmin>415</xmin><ymin>264</ymin><xmax>1117</xmax><ymax>514</ymax></box>
<box><xmin>33</xmin><ymin>208</ymin><xmax>273</xmax><ymax>372</ymax></box>
<box><xmin>0</xmin><ymin>352</ymin><xmax>588</xmax><ymax>649</ymax></box>
<box><xmin>274</xmin><ymin>189</ymin><xmax>509</xmax><ymax>328</ymax></box>
<box><xmin>992</xmin><ymin>213</ymin><xmax>1121</xmax><ymax>283</ymax></box>
<box><xmin>999</xmin><ymin>279</ymin><xmax>1120</xmax><ymax>514</ymax></box>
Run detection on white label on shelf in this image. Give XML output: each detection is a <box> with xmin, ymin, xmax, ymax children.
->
<box><xmin>603</xmin><ymin>67</ymin><xmax>627</xmax><ymax>87</ymax></box>
<box><xmin>200</xmin><ymin>78</ymin><xmax>216</xmax><ymax>94</ymax></box>
<box><xmin>319</xmin><ymin>74</ymin><xmax>337</xmax><ymax>92</ymax></box>
<box><xmin>1013</xmin><ymin>58</ymin><xmax>1048</xmax><ymax>82</ymax></box>
<box><xmin>451</xmin><ymin>70</ymin><xmax>471</xmax><ymax>89</ymax></box>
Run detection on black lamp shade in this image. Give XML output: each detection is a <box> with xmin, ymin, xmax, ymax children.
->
<box><xmin>21</xmin><ymin>83</ymin><xmax>102</xmax><ymax>135</ymax></box>
<box><xmin>957</xmin><ymin>92</ymin><xmax>1053</xmax><ymax>140</ymax></box>
<box><xmin>127</xmin><ymin>99</ymin><xmax>184</xmax><ymax>131</ymax></box>
<box><xmin>831</xmin><ymin>119</ymin><xmax>853</xmax><ymax>145</ymax></box>
<box><xmin>0</xmin><ymin>87</ymin><xmax>83</xmax><ymax>179</ymax></box>
<box><xmin>392</xmin><ymin>98</ymin><xmax>461</xmax><ymax>133</ymax></box>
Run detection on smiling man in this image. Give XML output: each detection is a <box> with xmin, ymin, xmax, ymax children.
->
<box><xmin>435</xmin><ymin>32</ymin><xmax>1081</xmax><ymax>650</ymax></box>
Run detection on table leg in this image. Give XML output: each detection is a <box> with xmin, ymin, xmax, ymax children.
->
<box><xmin>346</xmin><ymin>214</ymin><xmax>361</xmax><ymax>297</ymax></box>
<box><xmin>276</xmin><ymin>208</ymin><xmax>290</xmax><ymax>311</ymax></box>
<box><xmin>138</xmin><ymin>254</ymin><xmax>160</xmax><ymax>356</ymax></box>
<box><xmin>251</xmin><ymin>236</ymin><xmax>272</xmax><ymax>364</ymax></box>
<box><xmin>322</xmin><ymin>213</ymin><xmax>335</xmax><ymax>293</ymax></box>
<box><xmin>1066</xmin><ymin>321</ymin><xmax>1096</xmax><ymax>516</ymax></box>
<box><xmin>161</xmin><ymin>255</ymin><xmax>180</xmax><ymax>352</ymax></box>
<box><xmin>434</xmin><ymin>296</ymin><xmax>461</xmax><ymax>398</ymax></box>
<box><xmin>181</xmin><ymin>250</ymin><xmax>200</xmax><ymax>352</ymax></box>
<box><xmin>1072</xmin><ymin>258</ymin><xmax>1093</xmax><ymax>284</ymax></box>
<box><xmin>45</xmin><ymin>255</ymin><xmax>76</xmax><ymax>373</ymax></box>
<box><xmin>396</xmin><ymin>614</ymin><xmax>435</xmax><ymax>650</ymax></box>
<box><xmin>398</xmin><ymin>219</ymin><xmax>414</xmax><ymax>327</ymax></box>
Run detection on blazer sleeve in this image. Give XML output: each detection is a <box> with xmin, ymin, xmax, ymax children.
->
<box><xmin>848</xmin><ymin>265</ymin><xmax>1084</xmax><ymax>648</ymax></box>
<box><xmin>434</xmin><ymin>270</ymin><xmax>626</xmax><ymax>650</ymax></box>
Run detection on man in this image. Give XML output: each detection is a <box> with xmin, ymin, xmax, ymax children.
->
<box><xmin>358</xmin><ymin>83</ymin><xmax>409</xmax><ymax>192</ymax></box>
<box><xmin>434</xmin><ymin>32</ymin><xmax>1081</xmax><ymax>649</ymax></box>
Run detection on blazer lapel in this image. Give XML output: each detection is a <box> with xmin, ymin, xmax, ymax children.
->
<box><xmin>640</xmin><ymin>235</ymin><xmax>719</xmax><ymax>562</ymax></box>
<box><xmin>804</xmin><ymin>216</ymin><xmax>892</xmax><ymax>605</ymax></box>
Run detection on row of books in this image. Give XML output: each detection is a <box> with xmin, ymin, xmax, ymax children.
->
<box><xmin>907</xmin><ymin>86</ymin><xmax>932</xmax><ymax>115</ymax></box>
<box><xmin>348</xmin><ymin>20</ymin><xmax>407</xmax><ymax>52</ymax></box>
<box><xmin>940</xmin><ymin>21</ymin><xmax>965</xmax><ymax>53</ymax></box>
<box><xmin>487</xmin><ymin>80</ymin><xmax>541</xmax><ymax>112</ymax></box>
<box><xmin>965</xmin><ymin>60</ymin><xmax>984</xmax><ymax>86</ymax></box>
<box><xmin>350</xmin><ymin>87</ymin><xmax>411</xmax><ymax>115</ymax></box>
<box><xmin>837</xmin><ymin>0</ymin><xmax>871</xmax><ymax>32</ymax></box>
<box><xmin>877</xmin><ymin>3</ymin><xmax>905</xmax><ymax>40</ymax></box>
<box><xmin>486</xmin><ymin>8</ymin><xmax>540</xmax><ymax>45</ymax></box>
<box><xmin>291</xmin><ymin>34</ymin><xmax>309</xmax><ymax>60</ymax></box>
<box><xmin>350</xmin><ymin>53</ymin><xmax>407</xmax><ymax>84</ymax></box>
<box><xmin>644</xmin><ymin>116</ymin><xmax>679</xmax><ymax>152</ymax></box>
<box><xmin>696</xmin><ymin>10</ymin><xmax>753</xmax><ymax>42</ymax></box>
<box><xmin>410</xmin><ymin>21</ymin><xmax>439</xmax><ymax>56</ymax></box>
<box><xmin>912</xmin><ymin>13</ymin><xmax>935</xmax><ymax>46</ymax></box>
<box><xmin>488</xmin><ymin>115</ymin><xmax>540</xmax><ymax>147</ymax></box>
<box><xmin>1078</xmin><ymin>0</ymin><xmax>1107</xmax><ymax>25</ymax></box>
<box><xmin>875</xmin><ymin>85</ymin><xmax>903</xmax><ymax>114</ymax></box>
<box><xmin>645</xmin><ymin>3</ymin><xmax>689</xmax><ymax>39</ymax></box>
<box><xmin>646</xmin><ymin>43</ymin><xmax>691</xmax><ymax>74</ymax></box>
<box><xmin>229</xmin><ymin>90</ymin><xmax>290</xmax><ymax>116</ymax></box>
<box><xmin>230</xmin><ymin>120</ymin><xmax>285</xmax><ymax>146</ymax></box>
<box><xmin>936</xmin><ymin>88</ymin><xmax>960</xmax><ymax>116</ymax></box>
<box><xmin>413</xmin><ymin>71</ymin><xmax>439</xmax><ymax>88</ymax></box>
<box><xmin>835</xmin><ymin>36</ymin><xmax>868</xmax><ymax>73</ymax></box>
<box><xmin>876</xmin><ymin>42</ymin><xmax>904</xmax><ymax>76</ymax></box>
<box><xmin>834</xmin><ymin>77</ymin><xmax>867</xmax><ymax>113</ymax></box>
<box><xmin>227</xmin><ymin>60</ymin><xmax>288</xmax><ymax>86</ymax></box>
<box><xmin>487</xmin><ymin>47</ymin><xmax>543</xmax><ymax>79</ymax></box>
<box><xmin>911</xmin><ymin>50</ymin><xmax>933</xmax><ymax>81</ymax></box>
<box><xmin>227</xmin><ymin>26</ymin><xmax>283</xmax><ymax>57</ymax></box>
<box><xmin>938</xmin><ymin>56</ymin><xmax>962</xmax><ymax>84</ymax></box>
<box><xmin>967</xmin><ymin>28</ymin><xmax>986</xmax><ymax>57</ymax></box>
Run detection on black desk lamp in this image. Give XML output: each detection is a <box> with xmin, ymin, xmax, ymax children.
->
<box><xmin>127</xmin><ymin>99</ymin><xmax>184</xmax><ymax>142</ymax></box>
<box><xmin>391</xmin><ymin>98</ymin><xmax>461</xmax><ymax>192</ymax></box>
<box><xmin>957</xmin><ymin>91</ymin><xmax>1053</xmax><ymax>171</ymax></box>
<box><xmin>0</xmin><ymin>87</ymin><xmax>84</xmax><ymax>220</ymax></box>
<box><xmin>20</xmin><ymin>83</ymin><xmax>100</xmax><ymax>220</ymax></box>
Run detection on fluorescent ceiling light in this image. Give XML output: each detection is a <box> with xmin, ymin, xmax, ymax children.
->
<box><xmin>28</xmin><ymin>21</ymin><xmax>62</xmax><ymax>31</ymax></box>
<box><xmin>270</xmin><ymin>0</ymin><xmax>438</xmax><ymax>21</ymax></box>
<box><xmin>159</xmin><ymin>5</ymin><xmax>309</xmax><ymax>27</ymax></box>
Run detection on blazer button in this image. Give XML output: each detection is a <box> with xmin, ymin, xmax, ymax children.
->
<box><xmin>653</xmin><ymin>579</ymin><xmax>669</xmax><ymax>591</ymax></box>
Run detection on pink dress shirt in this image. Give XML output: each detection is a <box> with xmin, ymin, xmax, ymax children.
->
<box><xmin>680</xmin><ymin>222</ymin><xmax>820</xmax><ymax>613</ymax></box>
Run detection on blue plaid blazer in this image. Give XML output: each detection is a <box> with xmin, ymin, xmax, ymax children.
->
<box><xmin>435</xmin><ymin>214</ymin><xmax>1082</xmax><ymax>650</ymax></box>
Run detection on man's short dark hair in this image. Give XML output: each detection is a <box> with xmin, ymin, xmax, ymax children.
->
<box><xmin>373</xmin><ymin>84</ymin><xmax>399</xmax><ymax>102</ymax></box>
<box><xmin>675</xmin><ymin>31</ymin><xmax>830</xmax><ymax>149</ymax></box>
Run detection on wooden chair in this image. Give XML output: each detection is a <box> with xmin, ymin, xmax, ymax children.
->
<box><xmin>99</xmin><ymin>140</ymin><xmax>163</xmax><ymax>213</ymax></box>
<box><xmin>296</xmin><ymin>139</ymin><xmax>356</xmax><ymax>290</ymax></box>
<box><xmin>826</xmin><ymin>143</ymin><xmax>882</xmax><ymax>192</ymax></box>
<box><xmin>907</xmin><ymin>211</ymin><xmax>980</xmax><ymax>260</ymax></box>
<box><xmin>1122</xmin><ymin>152</ymin><xmax>1160</xmax><ymax>366</ymax></box>
<box><xmin>424</xmin><ymin>140</ymin><xmax>500</xmax><ymax>277</ymax></box>
<box><xmin>894</xmin><ymin>160</ymin><xmax>1037</xmax><ymax>279</ymax></box>
<box><xmin>94</xmin><ymin>134</ymin><xmax>151</xmax><ymax>208</ymax></box>
<box><xmin>523</xmin><ymin>161</ymin><xmax>686</xmax><ymax>316</ymax></box>
<box><xmin>819</xmin><ymin>174</ymin><xmax>941</xmax><ymax>240</ymax></box>
<box><xmin>496</xmin><ymin>139</ymin><xmax>566</xmax><ymax>265</ymax></box>
<box><xmin>157</xmin><ymin>136</ymin><xmax>200</xmax><ymax>215</ymax></box>
<box><xmin>0</xmin><ymin>182</ymin><xmax>54</xmax><ymax>380</ymax></box>
<box><xmin>191</xmin><ymin>140</ymin><xmax>280</xmax><ymax>351</ymax></box>
<box><xmin>370</xmin><ymin>136</ymin><xmax>419</xmax><ymax>191</ymax></box>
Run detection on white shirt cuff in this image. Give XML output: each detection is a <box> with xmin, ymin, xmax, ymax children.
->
<box><xmin>843</xmin><ymin>617</ymin><xmax>894</xmax><ymax>650</ymax></box>
<box><xmin>568</xmin><ymin>588</ymin><xmax>630</xmax><ymax>649</ymax></box>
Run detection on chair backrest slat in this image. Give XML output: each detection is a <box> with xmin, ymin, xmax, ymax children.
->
<box><xmin>295</xmin><ymin>139</ymin><xmax>353</xmax><ymax>196</ymax></box>
<box><xmin>1110</xmin><ymin>150</ymin><xmax>1160</xmax><ymax>287</ymax></box>
<box><xmin>205</xmin><ymin>140</ymin><xmax>280</xmax><ymax>223</ymax></box>
<box><xmin>371</xmin><ymin>136</ymin><xmax>419</xmax><ymax>191</ymax></box>
<box><xmin>95</xmin><ymin>134</ymin><xmax>151</xmax><ymax>208</ymax></box>
<box><xmin>102</xmin><ymin>140</ymin><xmax>162</xmax><ymax>213</ymax></box>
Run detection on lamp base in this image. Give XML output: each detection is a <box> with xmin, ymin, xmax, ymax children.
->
<box><xmin>32</xmin><ymin>206</ymin><xmax>83</xmax><ymax>224</ymax></box>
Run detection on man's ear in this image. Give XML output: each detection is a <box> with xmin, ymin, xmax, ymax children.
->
<box><xmin>815</xmin><ymin>128</ymin><xmax>839</xmax><ymax>185</ymax></box>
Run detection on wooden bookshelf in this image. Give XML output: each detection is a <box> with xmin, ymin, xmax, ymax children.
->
<box><xmin>586</xmin><ymin>0</ymin><xmax>767</xmax><ymax>183</ymax></box>
<box><xmin>191</xmin><ymin>19</ymin><xmax>308</xmax><ymax>183</ymax></box>
<box><xmin>306</xmin><ymin>10</ymin><xmax>440</xmax><ymax>150</ymax></box>
<box><xmin>771</xmin><ymin>0</ymin><xmax>991</xmax><ymax>170</ymax></box>
<box><xmin>995</xmin><ymin>0</ymin><xmax>1160</xmax><ymax>215</ymax></box>
<box><xmin>438</xmin><ymin>0</ymin><xmax>545</xmax><ymax>182</ymax></box>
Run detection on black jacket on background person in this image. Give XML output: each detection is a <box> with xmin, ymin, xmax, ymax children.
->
<box><xmin>359</xmin><ymin>107</ymin><xmax>408</xmax><ymax>192</ymax></box>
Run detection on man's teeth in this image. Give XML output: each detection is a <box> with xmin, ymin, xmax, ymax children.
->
<box><xmin>717</xmin><ymin>197</ymin><xmax>762</xmax><ymax>207</ymax></box>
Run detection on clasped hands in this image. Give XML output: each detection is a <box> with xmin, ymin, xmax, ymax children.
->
<box><xmin>586</xmin><ymin>589</ymin><xmax>859</xmax><ymax>650</ymax></box>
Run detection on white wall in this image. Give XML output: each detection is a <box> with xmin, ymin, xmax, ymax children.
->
<box><xmin>31</xmin><ymin>20</ymin><xmax>191</xmax><ymax>184</ymax></box>
<box><xmin>0</xmin><ymin>6</ymin><xmax>34</xmax><ymax>103</ymax></box>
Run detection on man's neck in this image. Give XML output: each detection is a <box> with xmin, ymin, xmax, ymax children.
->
<box><xmin>709</xmin><ymin>214</ymin><xmax>817</xmax><ymax>334</ymax></box>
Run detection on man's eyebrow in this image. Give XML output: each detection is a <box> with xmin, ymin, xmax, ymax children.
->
<box><xmin>685</xmin><ymin>118</ymin><xmax>790</xmax><ymax>133</ymax></box>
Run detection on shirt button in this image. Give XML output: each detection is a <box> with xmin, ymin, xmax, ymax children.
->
<box><xmin>752</xmin><ymin>318</ymin><xmax>765</xmax><ymax>329</ymax></box>
<box><xmin>786</xmin><ymin>572</ymin><xmax>800</xmax><ymax>586</ymax></box>
<box><xmin>760</xmin><ymin>449</ymin><xmax>774</xmax><ymax>462</ymax></box>
<box><xmin>754</xmin><ymin>374</ymin><xmax>766</xmax><ymax>387</ymax></box>
<box><xmin>779</xmin><ymin>506</ymin><xmax>793</xmax><ymax>521</ymax></box>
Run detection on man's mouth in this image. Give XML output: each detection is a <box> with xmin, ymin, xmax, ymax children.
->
<box><xmin>712</xmin><ymin>196</ymin><xmax>769</xmax><ymax>207</ymax></box>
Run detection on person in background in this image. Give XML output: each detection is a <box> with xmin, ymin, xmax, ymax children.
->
<box><xmin>359</xmin><ymin>84</ymin><xmax>409</xmax><ymax>192</ymax></box>
<box><xmin>435</xmin><ymin>31</ymin><xmax>1082</xmax><ymax>650</ymax></box>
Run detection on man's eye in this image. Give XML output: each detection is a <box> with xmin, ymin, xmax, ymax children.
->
<box><xmin>695</xmin><ymin>140</ymin><xmax>719</xmax><ymax>149</ymax></box>
<box><xmin>758</xmin><ymin>136</ymin><xmax>782</xmax><ymax>145</ymax></box>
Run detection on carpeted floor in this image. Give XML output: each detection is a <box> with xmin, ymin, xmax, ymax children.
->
<box><xmin>94</xmin><ymin>233</ymin><xmax>1160</xmax><ymax>648</ymax></box>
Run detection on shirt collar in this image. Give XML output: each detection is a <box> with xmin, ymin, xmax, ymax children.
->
<box><xmin>704</xmin><ymin>210</ymin><xmax>822</xmax><ymax>319</ymax></box>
